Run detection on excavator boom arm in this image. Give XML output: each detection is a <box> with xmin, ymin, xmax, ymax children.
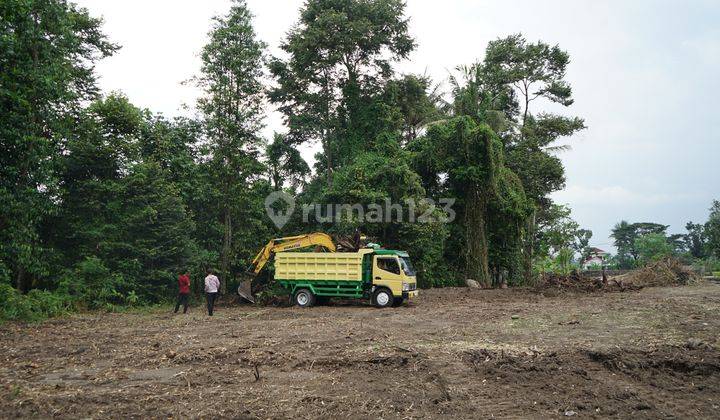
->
<box><xmin>248</xmin><ymin>232</ymin><xmax>336</xmax><ymax>274</ymax></box>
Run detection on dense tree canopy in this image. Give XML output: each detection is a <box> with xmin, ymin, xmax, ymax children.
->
<box><xmin>195</xmin><ymin>0</ymin><xmax>268</xmax><ymax>292</ymax></box>
<box><xmin>269</xmin><ymin>0</ymin><xmax>414</xmax><ymax>184</ymax></box>
<box><xmin>0</xmin><ymin>0</ymin><xmax>117</xmax><ymax>291</ymax></box>
<box><xmin>705</xmin><ymin>201</ymin><xmax>720</xmax><ymax>259</ymax></box>
<box><xmin>1</xmin><ymin>0</ymin><xmax>606</xmax><ymax>320</ymax></box>
<box><xmin>611</xmin><ymin>221</ymin><xmax>669</xmax><ymax>268</ymax></box>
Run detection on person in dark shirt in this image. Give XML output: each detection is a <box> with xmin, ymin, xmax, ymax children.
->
<box><xmin>174</xmin><ymin>270</ymin><xmax>191</xmax><ymax>314</ymax></box>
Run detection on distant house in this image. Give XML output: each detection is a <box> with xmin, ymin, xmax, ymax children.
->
<box><xmin>582</xmin><ymin>247</ymin><xmax>608</xmax><ymax>269</ymax></box>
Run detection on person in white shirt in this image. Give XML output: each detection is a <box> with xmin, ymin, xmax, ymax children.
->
<box><xmin>204</xmin><ymin>269</ymin><xmax>221</xmax><ymax>316</ymax></box>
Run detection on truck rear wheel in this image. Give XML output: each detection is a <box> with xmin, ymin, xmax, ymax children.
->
<box><xmin>294</xmin><ymin>288</ymin><xmax>315</xmax><ymax>308</ymax></box>
<box><xmin>373</xmin><ymin>288</ymin><xmax>393</xmax><ymax>308</ymax></box>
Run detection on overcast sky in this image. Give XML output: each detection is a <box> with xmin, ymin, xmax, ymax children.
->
<box><xmin>74</xmin><ymin>0</ymin><xmax>719</xmax><ymax>251</ymax></box>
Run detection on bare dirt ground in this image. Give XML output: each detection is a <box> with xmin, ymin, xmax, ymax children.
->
<box><xmin>2</xmin><ymin>282</ymin><xmax>720</xmax><ymax>419</ymax></box>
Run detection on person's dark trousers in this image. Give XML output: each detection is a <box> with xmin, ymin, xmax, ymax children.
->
<box><xmin>206</xmin><ymin>292</ymin><xmax>218</xmax><ymax>316</ymax></box>
<box><xmin>174</xmin><ymin>293</ymin><xmax>189</xmax><ymax>313</ymax></box>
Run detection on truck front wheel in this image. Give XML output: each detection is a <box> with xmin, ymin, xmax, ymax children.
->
<box><xmin>294</xmin><ymin>289</ymin><xmax>315</xmax><ymax>308</ymax></box>
<box><xmin>373</xmin><ymin>288</ymin><xmax>393</xmax><ymax>308</ymax></box>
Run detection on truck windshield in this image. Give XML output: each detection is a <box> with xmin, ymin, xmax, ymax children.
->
<box><xmin>400</xmin><ymin>257</ymin><xmax>416</xmax><ymax>276</ymax></box>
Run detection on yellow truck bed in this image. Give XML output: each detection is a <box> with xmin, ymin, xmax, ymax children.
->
<box><xmin>274</xmin><ymin>252</ymin><xmax>365</xmax><ymax>281</ymax></box>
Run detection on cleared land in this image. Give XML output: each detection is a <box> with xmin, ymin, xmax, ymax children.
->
<box><xmin>1</xmin><ymin>282</ymin><xmax>720</xmax><ymax>418</ymax></box>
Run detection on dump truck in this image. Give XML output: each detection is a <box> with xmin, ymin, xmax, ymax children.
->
<box><xmin>275</xmin><ymin>248</ymin><xmax>418</xmax><ymax>307</ymax></box>
<box><xmin>237</xmin><ymin>232</ymin><xmax>418</xmax><ymax>307</ymax></box>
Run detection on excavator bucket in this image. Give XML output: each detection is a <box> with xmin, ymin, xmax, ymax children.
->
<box><xmin>237</xmin><ymin>274</ymin><xmax>255</xmax><ymax>303</ymax></box>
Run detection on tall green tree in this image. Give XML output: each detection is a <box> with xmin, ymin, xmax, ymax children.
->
<box><xmin>685</xmin><ymin>221</ymin><xmax>707</xmax><ymax>259</ymax></box>
<box><xmin>610</xmin><ymin>220</ymin><xmax>635</xmax><ymax>267</ymax></box>
<box><xmin>385</xmin><ymin>74</ymin><xmax>445</xmax><ymax>143</ymax></box>
<box><xmin>0</xmin><ymin>0</ymin><xmax>117</xmax><ymax>290</ymax></box>
<box><xmin>51</xmin><ymin>94</ymin><xmax>143</xmax><ymax>267</ymax></box>
<box><xmin>666</xmin><ymin>234</ymin><xmax>687</xmax><ymax>256</ymax></box>
<box><xmin>116</xmin><ymin>162</ymin><xmax>195</xmax><ymax>300</ymax></box>
<box><xmin>266</xmin><ymin>133</ymin><xmax>310</xmax><ymax>191</ymax></box>
<box><xmin>484</xmin><ymin>34</ymin><xmax>575</xmax><ymax>126</ymax></box>
<box><xmin>414</xmin><ymin>117</ymin><xmax>528</xmax><ymax>286</ymax></box>
<box><xmin>635</xmin><ymin>233</ymin><xmax>673</xmax><ymax>264</ymax></box>
<box><xmin>482</xmin><ymin>34</ymin><xmax>585</xmax><ymax>282</ymax></box>
<box><xmin>706</xmin><ymin>200</ymin><xmax>720</xmax><ymax>259</ymax></box>
<box><xmin>611</xmin><ymin>221</ymin><xmax>668</xmax><ymax>268</ymax></box>
<box><xmin>535</xmin><ymin>204</ymin><xmax>591</xmax><ymax>259</ymax></box>
<box><xmin>440</xmin><ymin>35</ymin><xmax>584</xmax><ymax>283</ymax></box>
<box><xmin>269</xmin><ymin>0</ymin><xmax>414</xmax><ymax>185</ymax></box>
<box><xmin>195</xmin><ymin>0</ymin><xmax>267</xmax><ymax>291</ymax></box>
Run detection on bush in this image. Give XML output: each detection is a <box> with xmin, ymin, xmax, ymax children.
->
<box><xmin>586</xmin><ymin>263</ymin><xmax>602</xmax><ymax>271</ymax></box>
<box><xmin>553</xmin><ymin>248</ymin><xmax>575</xmax><ymax>276</ymax></box>
<box><xmin>58</xmin><ymin>257</ymin><xmax>141</xmax><ymax>310</ymax></box>
<box><xmin>533</xmin><ymin>256</ymin><xmax>554</xmax><ymax>276</ymax></box>
<box><xmin>0</xmin><ymin>284</ymin><xmax>74</xmax><ymax>322</ymax></box>
<box><xmin>0</xmin><ymin>262</ymin><xmax>11</xmax><ymax>286</ymax></box>
<box><xmin>705</xmin><ymin>257</ymin><xmax>720</xmax><ymax>272</ymax></box>
<box><xmin>1</xmin><ymin>255</ymin><xmax>177</xmax><ymax>322</ymax></box>
<box><xmin>690</xmin><ymin>257</ymin><xmax>720</xmax><ymax>276</ymax></box>
<box><xmin>397</xmin><ymin>220</ymin><xmax>454</xmax><ymax>288</ymax></box>
<box><xmin>254</xmin><ymin>281</ymin><xmax>290</xmax><ymax>306</ymax></box>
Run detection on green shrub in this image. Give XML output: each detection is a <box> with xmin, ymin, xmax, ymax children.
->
<box><xmin>0</xmin><ymin>262</ymin><xmax>10</xmax><ymax>286</ymax></box>
<box><xmin>706</xmin><ymin>257</ymin><xmax>720</xmax><ymax>272</ymax></box>
<box><xmin>254</xmin><ymin>282</ymin><xmax>290</xmax><ymax>306</ymax></box>
<box><xmin>58</xmin><ymin>257</ymin><xmax>141</xmax><ymax>310</ymax></box>
<box><xmin>0</xmin><ymin>284</ymin><xmax>74</xmax><ymax>322</ymax></box>
<box><xmin>635</xmin><ymin>233</ymin><xmax>672</xmax><ymax>264</ymax></box>
<box><xmin>692</xmin><ymin>257</ymin><xmax>720</xmax><ymax>275</ymax></box>
<box><xmin>553</xmin><ymin>248</ymin><xmax>575</xmax><ymax>276</ymax></box>
<box><xmin>533</xmin><ymin>256</ymin><xmax>554</xmax><ymax>276</ymax></box>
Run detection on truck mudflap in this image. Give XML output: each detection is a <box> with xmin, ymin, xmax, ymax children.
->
<box><xmin>402</xmin><ymin>290</ymin><xmax>419</xmax><ymax>299</ymax></box>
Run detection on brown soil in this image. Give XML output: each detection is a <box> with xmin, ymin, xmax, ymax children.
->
<box><xmin>2</xmin><ymin>282</ymin><xmax>720</xmax><ymax>418</ymax></box>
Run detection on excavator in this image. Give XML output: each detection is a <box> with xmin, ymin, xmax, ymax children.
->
<box><xmin>238</xmin><ymin>231</ymin><xmax>418</xmax><ymax>307</ymax></box>
<box><xmin>236</xmin><ymin>232</ymin><xmax>339</xmax><ymax>302</ymax></box>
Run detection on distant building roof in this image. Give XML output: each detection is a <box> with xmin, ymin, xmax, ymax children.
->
<box><xmin>582</xmin><ymin>248</ymin><xmax>608</xmax><ymax>265</ymax></box>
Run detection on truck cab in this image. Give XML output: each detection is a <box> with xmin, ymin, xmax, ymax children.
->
<box><xmin>369</xmin><ymin>250</ymin><xmax>418</xmax><ymax>307</ymax></box>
